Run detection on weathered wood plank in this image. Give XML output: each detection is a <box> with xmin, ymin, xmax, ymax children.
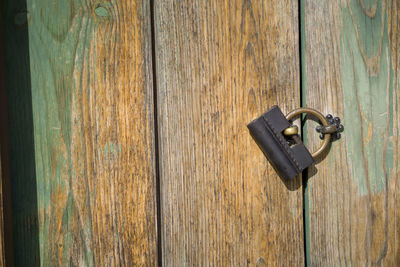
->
<box><xmin>302</xmin><ymin>0</ymin><xmax>400</xmax><ymax>265</ymax></box>
<box><xmin>155</xmin><ymin>1</ymin><xmax>303</xmax><ymax>265</ymax></box>
<box><xmin>3</xmin><ymin>0</ymin><xmax>158</xmax><ymax>265</ymax></box>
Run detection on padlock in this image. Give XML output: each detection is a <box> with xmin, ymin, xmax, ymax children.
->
<box><xmin>247</xmin><ymin>105</ymin><xmax>343</xmax><ymax>180</ymax></box>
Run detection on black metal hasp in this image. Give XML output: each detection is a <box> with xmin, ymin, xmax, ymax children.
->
<box><xmin>247</xmin><ymin>105</ymin><xmax>343</xmax><ymax>180</ymax></box>
<box><xmin>247</xmin><ymin>106</ymin><xmax>314</xmax><ymax>180</ymax></box>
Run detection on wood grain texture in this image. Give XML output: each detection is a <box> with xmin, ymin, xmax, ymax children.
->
<box><xmin>302</xmin><ymin>0</ymin><xmax>400</xmax><ymax>265</ymax></box>
<box><xmin>155</xmin><ymin>1</ymin><xmax>304</xmax><ymax>266</ymax></box>
<box><xmin>3</xmin><ymin>0</ymin><xmax>158</xmax><ymax>265</ymax></box>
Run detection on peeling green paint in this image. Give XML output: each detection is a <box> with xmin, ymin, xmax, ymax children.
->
<box><xmin>4</xmin><ymin>0</ymin><xmax>99</xmax><ymax>264</ymax></box>
<box><xmin>341</xmin><ymin>0</ymin><xmax>394</xmax><ymax>195</ymax></box>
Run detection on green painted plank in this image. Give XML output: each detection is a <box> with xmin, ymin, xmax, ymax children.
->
<box><xmin>3</xmin><ymin>0</ymin><xmax>158</xmax><ymax>265</ymax></box>
<box><xmin>302</xmin><ymin>0</ymin><xmax>400</xmax><ymax>265</ymax></box>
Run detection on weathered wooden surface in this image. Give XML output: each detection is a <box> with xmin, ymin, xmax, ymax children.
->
<box><xmin>155</xmin><ymin>0</ymin><xmax>303</xmax><ymax>265</ymax></box>
<box><xmin>302</xmin><ymin>0</ymin><xmax>400</xmax><ymax>265</ymax></box>
<box><xmin>3</xmin><ymin>0</ymin><xmax>158</xmax><ymax>265</ymax></box>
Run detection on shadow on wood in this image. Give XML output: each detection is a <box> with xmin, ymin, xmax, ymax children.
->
<box><xmin>300</xmin><ymin>114</ymin><xmax>335</xmax><ymax>182</ymax></box>
<box><xmin>279</xmin><ymin>174</ymin><xmax>303</xmax><ymax>191</ymax></box>
<box><xmin>2</xmin><ymin>0</ymin><xmax>40</xmax><ymax>265</ymax></box>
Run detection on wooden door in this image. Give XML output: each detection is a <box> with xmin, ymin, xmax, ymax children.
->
<box><xmin>0</xmin><ymin>0</ymin><xmax>399</xmax><ymax>266</ymax></box>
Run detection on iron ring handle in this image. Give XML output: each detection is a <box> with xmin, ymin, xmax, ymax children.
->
<box><xmin>285</xmin><ymin>107</ymin><xmax>330</xmax><ymax>159</ymax></box>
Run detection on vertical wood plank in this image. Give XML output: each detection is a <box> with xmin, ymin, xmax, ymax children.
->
<box><xmin>155</xmin><ymin>1</ymin><xmax>304</xmax><ymax>265</ymax></box>
<box><xmin>3</xmin><ymin>0</ymin><xmax>158</xmax><ymax>265</ymax></box>
<box><xmin>302</xmin><ymin>0</ymin><xmax>400</xmax><ymax>265</ymax></box>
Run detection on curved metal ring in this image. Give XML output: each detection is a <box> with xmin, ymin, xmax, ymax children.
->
<box><xmin>286</xmin><ymin>107</ymin><xmax>330</xmax><ymax>159</ymax></box>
